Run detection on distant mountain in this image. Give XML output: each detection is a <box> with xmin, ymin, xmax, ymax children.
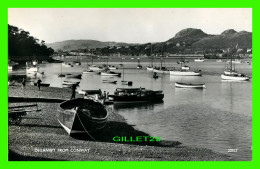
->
<box><xmin>46</xmin><ymin>40</ymin><xmax>132</xmax><ymax>51</ymax></box>
<box><xmin>47</xmin><ymin>28</ymin><xmax>252</xmax><ymax>52</ymax></box>
<box><xmin>166</xmin><ymin>28</ymin><xmax>252</xmax><ymax>49</ymax></box>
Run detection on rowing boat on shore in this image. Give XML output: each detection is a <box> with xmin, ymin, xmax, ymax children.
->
<box><xmin>175</xmin><ymin>82</ymin><xmax>206</xmax><ymax>89</ymax></box>
<box><xmin>57</xmin><ymin>98</ymin><xmax>108</xmax><ymax>136</ymax></box>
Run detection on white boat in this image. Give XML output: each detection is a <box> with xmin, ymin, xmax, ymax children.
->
<box><xmin>62</xmin><ymin>81</ymin><xmax>80</xmax><ymax>87</ymax></box>
<box><xmin>100</xmin><ymin>71</ymin><xmax>121</xmax><ymax>76</ymax></box>
<box><xmin>194</xmin><ymin>58</ymin><xmax>205</xmax><ymax>62</ymax></box>
<box><xmin>175</xmin><ymin>82</ymin><xmax>206</xmax><ymax>88</ymax></box>
<box><xmin>216</xmin><ymin>59</ymin><xmax>223</xmax><ymax>62</ymax></box>
<box><xmin>181</xmin><ymin>65</ymin><xmax>190</xmax><ymax>70</ymax></box>
<box><xmin>26</xmin><ymin>66</ymin><xmax>39</xmax><ymax>73</ymax></box>
<box><xmin>89</xmin><ymin>65</ymin><xmax>104</xmax><ymax>71</ymax></box>
<box><xmin>221</xmin><ymin>74</ymin><xmax>250</xmax><ymax>81</ymax></box>
<box><xmin>83</xmin><ymin>69</ymin><xmax>94</xmax><ymax>74</ymax></box>
<box><xmin>170</xmin><ymin>70</ymin><xmax>202</xmax><ymax>76</ymax></box>
<box><xmin>146</xmin><ymin>66</ymin><xmax>154</xmax><ymax>71</ymax></box>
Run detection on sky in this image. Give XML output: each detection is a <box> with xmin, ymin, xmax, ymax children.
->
<box><xmin>8</xmin><ymin>8</ymin><xmax>252</xmax><ymax>44</ymax></box>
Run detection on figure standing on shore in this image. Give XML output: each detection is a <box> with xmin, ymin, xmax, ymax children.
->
<box><xmin>71</xmin><ymin>84</ymin><xmax>77</xmax><ymax>99</ymax></box>
<box><xmin>21</xmin><ymin>78</ymin><xmax>25</xmax><ymax>89</ymax></box>
<box><xmin>37</xmin><ymin>79</ymin><xmax>42</xmax><ymax>90</ymax></box>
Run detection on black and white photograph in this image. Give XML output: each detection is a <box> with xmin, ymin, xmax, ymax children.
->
<box><xmin>8</xmin><ymin>8</ymin><xmax>252</xmax><ymax>161</ymax></box>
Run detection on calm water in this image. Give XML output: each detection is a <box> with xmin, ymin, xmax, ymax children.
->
<box><xmin>8</xmin><ymin>60</ymin><xmax>252</xmax><ymax>160</ymax></box>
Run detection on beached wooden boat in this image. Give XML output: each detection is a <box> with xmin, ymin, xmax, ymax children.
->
<box><xmin>110</xmin><ymin>88</ymin><xmax>164</xmax><ymax>103</ymax></box>
<box><xmin>65</xmin><ymin>74</ymin><xmax>82</xmax><ymax>79</ymax></box>
<box><xmin>57</xmin><ymin>98</ymin><xmax>108</xmax><ymax>135</ymax></box>
<box><xmin>34</xmin><ymin>82</ymin><xmax>50</xmax><ymax>87</ymax></box>
<box><xmin>175</xmin><ymin>82</ymin><xmax>206</xmax><ymax>89</ymax></box>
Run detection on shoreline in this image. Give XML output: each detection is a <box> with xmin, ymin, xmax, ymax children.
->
<box><xmin>8</xmin><ymin>85</ymin><xmax>232</xmax><ymax>161</ymax></box>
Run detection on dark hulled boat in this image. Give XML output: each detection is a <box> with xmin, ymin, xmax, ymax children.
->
<box><xmin>109</xmin><ymin>88</ymin><xmax>164</xmax><ymax>103</ymax></box>
<box><xmin>57</xmin><ymin>98</ymin><xmax>108</xmax><ymax>136</ymax></box>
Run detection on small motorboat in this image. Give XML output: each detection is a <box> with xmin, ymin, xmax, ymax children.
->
<box><xmin>65</xmin><ymin>74</ymin><xmax>82</xmax><ymax>79</ymax></box>
<box><xmin>33</xmin><ymin>82</ymin><xmax>50</xmax><ymax>87</ymax></box>
<box><xmin>58</xmin><ymin>73</ymin><xmax>66</xmax><ymax>77</ymax></box>
<box><xmin>57</xmin><ymin>98</ymin><xmax>108</xmax><ymax>136</ymax></box>
<box><xmin>175</xmin><ymin>82</ymin><xmax>206</xmax><ymax>89</ymax></box>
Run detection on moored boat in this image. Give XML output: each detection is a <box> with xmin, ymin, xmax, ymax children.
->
<box><xmin>83</xmin><ymin>69</ymin><xmax>94</xmax><ymax>74</ymax></box>
<box><xmin>109</xmin><ymin>88</ymin><xmax>164</xmax><ymax>103</ymax></box>
<box><xmin>175</xmin><ymin>82</ymin><xmax>206</xmax><ymax>89</ymax></box>
<box><xmin>226</xmin><ymin>59</ymin><xmax>242</xmax><ymax>64</ymax></box>
<box><xmin>216</xmin><ymin>59</ymin><xmax>223</xmax><ymax>62</ymax></box>
<box><xmin>102</xmin><ymin>80</ymin><xmax>117</xmax><ymax>84</ymax></box>
<box><xmin>194</xmin><ymin>58</ymin><xmax>205</xmax><ymax>62</ymax></box>
<box><xmin>121</xmin><ymin>81</ymin><xmax>133</xmax><ymax>86</ymax></box>
<box><xmin>146</xmin><ymin>66</ymin><xmax>154</xmax><ymax>71</ymax></box>
<box><xmin>107</xmin><ymin>65</ymin><xmax>117</xmax><ymax>70</ymax></box>
<box><xmin>89</xmin><ymin>65</ymin><xmax>104</xmax><ymax>71</ymax></box>
<box><xmin>57</xmin><ymin>98</ymin><xmax>108</xmax><ymax>136</ymax></box>
<box><xmin>65</xmin><ymin>74</ymin><xmax>82</xmax><ymax>79</ymax></box>
<box><xmin>26</xmin><ymin>66</ymin><xmax>39</xmax><ymax>73</ymax></box>
<box><xmin>62</xmin><ymin>81</ymin><xmax>80</xmax><ymax>88</ymax></box>
<box><xmin>221</xmin><ymin>74</ymin><xmax>250</xmax><ymax>81</ymax></box>
<box><xmin>100</xmin><ymin>71</ymin><xmax>121</xmax><ymax>77</ymax></box>
<box><xmin>170</xmin><ymin>70</ymin><xmax>202</xmax><ymax>76</ymax></box>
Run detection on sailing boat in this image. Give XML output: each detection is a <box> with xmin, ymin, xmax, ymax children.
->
<box><xmin>147</xmin><ymin>43</ymin><xmax>155</xmax><ymax>71</ymax></box>
<box><xmin>58</xmin><ymin>63</ymin><xmax>66</xmax><ymax>77</ymax></box>
<box><xmin>170</xmin><ymin>57</ymin><xmax>201</xmax><ymax>76</ymax></box>
<box><xmin>100</xmin><ymin>57</ymin><xmax>121</xmax><ymax>77</ymax></box>
<box><xmin>120</xmin><ymin>64</ymin><xmax>133</xmax><ymax>85</ymax></box>
<box><xmin>89</xmin><ymin>55</ymin><xmax>104</xmax><ymax>71</ymax></box>
<box><xmin>73</xmin><ymin>55</ymin><xmax>81</xmax><ymax>65</ymax></box>
<box><xmin>221</xmin><ymin>46</ymin><xmax>249</xmax><ymax>81</ymax></box>
<box><xmin>137</xmin><ymin>58</ymin><xmax>142</xmax><ymax>69</ymax></box>
<box><xmin>153</xmin><ymin>44</ymin><xmax>169</xmax><ymax>74</ymax></box>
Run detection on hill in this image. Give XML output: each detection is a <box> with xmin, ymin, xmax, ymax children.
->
<box><xmin>46</xmin><ymin>40</ymin><xmax>131</xmax><ymax>51</ymax></box>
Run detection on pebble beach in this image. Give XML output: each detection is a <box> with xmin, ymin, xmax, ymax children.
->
<box><xmin>8</xmin><ymin>85</ymin><xmax>232</xmax><ymax>161</ymax></box>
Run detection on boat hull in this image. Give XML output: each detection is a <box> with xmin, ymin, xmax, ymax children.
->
<box><xmin>65</xmin><ymin>74</ymin><xmax>82</xmax><ymax>79</ymax></box>
<box><xmin>57</xmin><ymin>98</ymin><xmax>108</xmax><ymax>135</ymax></box>
<box><xmin>153</xmin><ymin>69</ymin><xmax>170</xmax><ymax>74</ymax></box>
<box><xmin>146</xmin><ymin>67</ymin><xmax>154</xmax><ymax>71</ymax></box>
<box><xmin>101</xmin><ymin>72</ymin><xmax>121</xmax><ymax>76</ymax></box>
<box><xmin>170</xmin><ymin>71</ymin><xmax>201</xmax><ymax>76</ymax></box>
<box><xmin>175</xmin><ymin>82</ymin><xmax>205</xmax><ymax>88</ymax></box>
<box><xmin>221</xmin><ymin>74</ymin><xmax>250</xmax><ymax>81</ymax></box>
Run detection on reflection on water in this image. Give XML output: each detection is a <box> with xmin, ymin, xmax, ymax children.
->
<box><xmin>8</xmin><ymin>61</ymin><xmax>252</xmax><ymax>160</ymax></box>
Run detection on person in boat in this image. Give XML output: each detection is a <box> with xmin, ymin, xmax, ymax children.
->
<box><xmin>21</xmin><ymin>78</ymin><xmax>25</xmax><ymax>89</ymax></box>
<box><xmin>71</xmin><ymin>84</ymin><xmax>77</xmax><ymax>99</ymax></box>
<box><xmin>37</xmin><ymin>79</ymin><xmax>42</xmax><ymax>90</ymax></box>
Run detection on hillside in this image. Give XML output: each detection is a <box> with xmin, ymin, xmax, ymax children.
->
<box><xmin>46</xmin><ymin>40</ymin><xmax>131</xmax><ymax>51</ymax></box>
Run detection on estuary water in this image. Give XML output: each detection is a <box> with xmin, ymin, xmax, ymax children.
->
<box><xmin>8</xmin><ymin>60</ymin><xmax>252</xmax><ymax>160</ymax></box>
